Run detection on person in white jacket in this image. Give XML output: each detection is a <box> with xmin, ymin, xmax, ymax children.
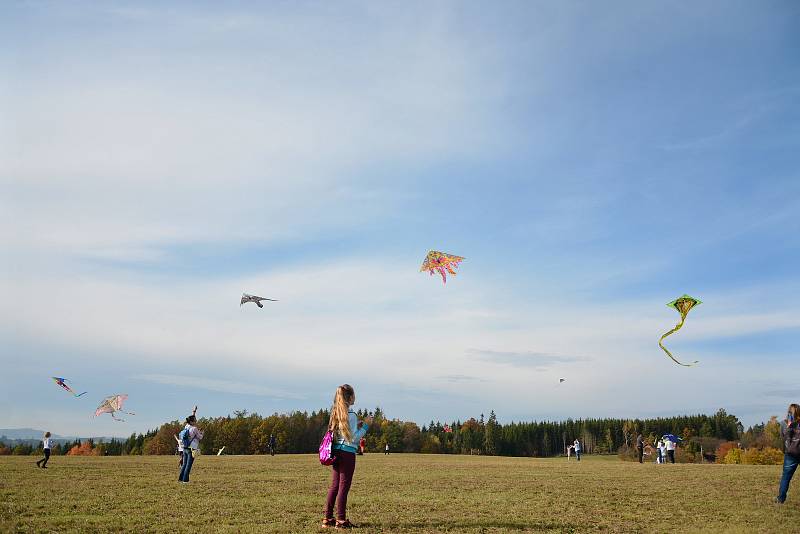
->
<box><xmin>36</xmin><ymin>432</ymin><xmax>52</xmax><ymax>468</ymax></box>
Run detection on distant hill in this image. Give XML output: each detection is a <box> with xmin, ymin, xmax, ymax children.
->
<box><xmin>0</xmin><ymin>429</ymin><xmax>120</xmax><ymax>443</ymax></box>
<box><xmin>0</xmin><ymin>428</ymin><xmax>65</xmax><ymax>440</ymax></box>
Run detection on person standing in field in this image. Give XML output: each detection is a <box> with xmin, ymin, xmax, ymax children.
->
<box><xmin>776</xmin><ymin>403</ymin><xmax>800</xmax><ymax>504</ymax></box>
<box><xmin>269</xmin><ymin>434</ymin><xmax>277</xmax><ymax>456</ymax></box>
<box><xmin>384</xmin><ymin>443</ymin><xmax>389</xmax><ymax>455</ymax></box>
<box><xmin>665</xmin><ymin>436</ymin><xmax>676</xmax><ymax>464</ymax></box>
<box><xmin>174</xmin><ymin>433</ymin><xmax>184</xmax><ymax>467</ymax></box>
<box><xmin>657</xmin><ymin>440</ymin><xmax>666</xmax><ymax>464</ymax></box>
<box><xmin>636</xmin><ymin>434</ymin><xmax>644</xmax><ymax>464</ymax></box>
<box><xmin>35</xmin><ymin>432</ymin><xmax>52</xmax><ymax>469</ymax></box>
<box><xmin>179</xmin><ymin>407</ymin><xmax>203</xmax><ymax>484</ymax></box>
<box><xmin>322</xmin><ymin>384</ymin><xmax>372</xmax><ymax>529</ymax></box>
<box><xmin>573</xmin><ymin>439</ymin><xmax>581</xmax><ymax>461</ymax></box>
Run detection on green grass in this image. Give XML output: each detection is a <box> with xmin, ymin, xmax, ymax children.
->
<box><xmin>2</xmin><ymin>454</ymin><xmax>798</xmax><ymax>533</ymax></box>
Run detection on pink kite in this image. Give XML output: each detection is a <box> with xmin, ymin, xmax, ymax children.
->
<box><xmin>420</xmin><ymin>250</ymin><xmax>464</xmax><ymax>284</ymax></box>
<box><xmin>95</xmin><ymin>394</ymin><xmax>135</xmax><ymax>422</ymax></box>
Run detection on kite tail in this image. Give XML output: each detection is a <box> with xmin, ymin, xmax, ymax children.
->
<box><xmin>75</xmin><ymin>392</ymin><xmax>87</xmax><ymax>397</ymax></box>
<box><xmin>658</xmin><ymin>315</ymin><xmax>699</xmax><ymax>367</ymax></box>
<box><xmin>111</xmin><ymin>414</ymin><xmax>126</xmax><ymax>422</ymax></box>
<box><xmin>437</xmin><ymin>267</ymin><xmax>447</xmax><ymax>284</ymax></box>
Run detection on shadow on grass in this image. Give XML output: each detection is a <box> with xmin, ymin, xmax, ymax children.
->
<box><xmin>358</xmin><ymin>519</ymin><xmax>582</xmax><ymax>531</ymax></box>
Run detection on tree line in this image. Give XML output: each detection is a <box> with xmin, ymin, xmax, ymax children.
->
<box><xmin>2</xmin><ymin>407</ymin><xmax>754</xmax><ymax>458</ymax></box>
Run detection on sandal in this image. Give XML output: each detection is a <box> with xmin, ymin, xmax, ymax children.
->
<box><xmin>321</xmin><ymin>518</ymin><xmax>335</xmax><ymax>528</ymax></box>
<box><xmin>335</xmin><ymin>519</ymin><xmax>355</xmax><ymax>529</ymax></box>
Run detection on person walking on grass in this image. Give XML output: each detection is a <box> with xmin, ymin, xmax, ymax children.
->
<box><xmin>665</xmin><ymin>436</ymin><xmax>676</xmax><ymax>464</ymax></box>
<box><xmin>322</xmin><ymin>384</ymin><xmax>372</xmax><ymax>529</ymax></box>
<box><xmin>776</xmin><ymin>403</ymin><xmax>800</xmax><ymax>504</ymax></box>
<box><xmin>573</xmin><ymin>439</ymin><xmax>581</xmax><ymax>461</ymax></box>
<box><xmin>636</xmin><ymin>434</ymin><xmax>644</xmax><ymax>464</ymax></box>
<box><xmin>269</xmin><ymin>433</ymin><xmax>277</xmax><ymax>456</ymax></box>
<box><xmin>174</xmin><ymin>433</ymin><xmax>184</xmax><ymax>467</ymax></box>
<box><xmin>35</xmin><ymin>432</ymin><xmax>52</xmax><ymax>469</ymax></box>
<box><xmin>385</xmin><ymin>443</ymin><xmax>389</xmax><ymax>455</ymax></box>
<box><xmin>657</xmin><ymin>440</ymin><xmax>666</xmax><ymax>464</ymax></box>
<box><xmin>179</xmin><ymin>406</ymin><xmax>202</xmax><ymax>484</ymax></box>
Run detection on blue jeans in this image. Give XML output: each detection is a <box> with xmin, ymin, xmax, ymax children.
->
<box><xmin>179</xmin><ymin>449</ymin><xmax>194</xmax><ymax>482</ymax></box>
<box><xmin>575</xmin><ymin>450</ymin><xmax>581</xmax><ymax>461</ymax></box>
<box><xmin>778</xmin><ymin>453</ymin><xmax>799</xmax><ymax>503</ymax></box>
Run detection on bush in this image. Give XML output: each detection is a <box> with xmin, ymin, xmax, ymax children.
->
<box><xmin>723</xmin><ymin>448</ymin><xmax>743</xmax><ymax>464</ymax></box>
<box><xmin>674</xmin><ymin>447</ymin><xmax>701</xmax><ymax>463</ymax></box>
<box><xmin>715</xmin><ymin>442</ymin><xmax>738</xmax><ymax>464</ymax></box>
<box><xmin>742</xmin><ymin>447</ymin><xmax>783</xmax><ymax>465</ymax></box>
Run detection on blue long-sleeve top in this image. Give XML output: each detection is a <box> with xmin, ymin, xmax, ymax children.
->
<box><xmin>333</xmin><ymin>410</ymin><xmax>368</xmax><ymax>453</ymax></box>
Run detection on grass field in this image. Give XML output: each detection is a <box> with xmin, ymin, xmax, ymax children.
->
<box><xmin>2</xmin><ymin>454</ymin><xmax>798</xmax><ymax>533</ymax></box>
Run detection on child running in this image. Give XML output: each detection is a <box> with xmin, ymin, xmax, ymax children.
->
<box><xmin>35</xmin><ymin>432</ymin><xmax>52</xmax><ymax>468</ymax></box>
<box><xmin>322</xmin><ymin>384</ymin><xmax>372</xmax><ymax>529</ymax></box>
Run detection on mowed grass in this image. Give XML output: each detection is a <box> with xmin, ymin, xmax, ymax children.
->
<box><xmin>2</xmin><ymin>454</ymin><xmax>799</xmax><ymax>533</ymax></box>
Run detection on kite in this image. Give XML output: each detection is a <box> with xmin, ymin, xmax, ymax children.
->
<box><xmin>443</xmin><ymin>425</ymin><xmax>453</xmax><ymax>433</ymax></box>
<box><xmin>658</xmin><ymin>294</ymin><xmax>702</xmax><ymax>367</ymax></box>
<box><xmin>420</xmin><ymin>250</ymin><xmax>464</xmax><ymax>284</ymax></box>
<box><xmin>662</xmin><ymin>433</ymin><xmax>684</xmax><ymax>443</ymax></box>
<box><xmin>240</xmin><ymin>293</ymin><xmax>278</xmax><ymax>308</ymax></box>
<box><xmin>559</xmin><ymin>378</ymin><xmax>565</xmax><ymax>383</ymax></box>
<box><xmin>51</xmin><ymin>377</ymin><xmax>86</xmax><ymax>397</ymax></box>
<box><xmin>94</xmin><ymin>394</ymin><xmax>135</xmax><ymax>422</ymax></box>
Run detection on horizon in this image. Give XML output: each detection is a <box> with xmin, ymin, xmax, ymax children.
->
<box><xmin>2</xmin><ymin>1</ymin><xmax>799</xmax><ymax>436</ymax></box>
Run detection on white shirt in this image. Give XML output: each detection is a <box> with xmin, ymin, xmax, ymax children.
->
<box><xmin>43</xmin><ymin>437</ymin><xmax>51</xmax><ymax>449</ymax></box>
<box><xmin>665</xmin><ymin>440</ymin><xmax>676</xmax><ymax>451</ymax></box>
<box><xmin>185</xmin><ymin>424</ymin><xmax>203</xmax><ymax>450</ymax></box>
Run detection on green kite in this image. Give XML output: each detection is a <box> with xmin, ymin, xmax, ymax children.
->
<box><xmin>659</xmin><ymin>294</ymin><xmax>701</xmax><ymax>367</ymax></box>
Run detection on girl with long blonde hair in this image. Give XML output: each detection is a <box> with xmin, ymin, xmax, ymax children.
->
<box><xmin>777</xmin><ymin>403</ymin><xmax>800</xmax><ymax>504</ymax></box>
<box><xmin>322</xmin><ymin>384</ymin><xmax>372</xmax><ymax>529</ymax></box>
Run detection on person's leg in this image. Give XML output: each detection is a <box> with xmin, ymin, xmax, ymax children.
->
<box><xmin>777</xmin><ymin>454</ymin><xmax>799</xmax><ymax>503</ymax></box>
<box><xmin>184</xmin><ymin>450</ymin><xmax>195</xmax><ymax>482</ymax></box>
<box><xmin>325</xmin><ymin>460</ymin><xmax>342</xmax><ymax>520</ymax></box>
<box><xmin>179</xmin><ymin>450</ymin><xmax>192</xmax><ymax>481</ymax></box>
<box><xmin>668</xmin><ymin>450</ymin><xmax>675</xmax><ymax>464</ymax></box>
<box><xmin>638</xmin><ymin>448</ymin><xmax>643</xmax><ymax>463</ymax></box>
<box><xmin>336</xmin><ymin>452</ymin><xmax>356</xmax><ymax>521</ymax></box>
<box><xmin>42</xmin><ymin>449</ymin><xmax>50</xmax><ymax>468</ymax></box>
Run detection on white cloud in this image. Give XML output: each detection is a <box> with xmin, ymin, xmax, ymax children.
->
<box><xmin>133</xmin><ymin>374</ymin><xmax>303</xmax><ymax>400</ymax></box>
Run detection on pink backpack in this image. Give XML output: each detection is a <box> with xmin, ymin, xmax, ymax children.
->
<box><xmin>319</xmin><ymin>430</ymin><xmax>336</xmax><ymax>466</ymax></box>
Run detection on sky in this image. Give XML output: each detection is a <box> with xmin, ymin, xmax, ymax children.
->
<box><xmin>1</xmin><ymin>0</ymin><xmax>799</xmax><ymax>437</ymax></box>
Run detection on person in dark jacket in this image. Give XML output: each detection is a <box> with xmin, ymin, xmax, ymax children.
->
<box><xmin>777</xmin><ymin>403</ymin><xmax>800</xmax><ymax>504</ymax></box>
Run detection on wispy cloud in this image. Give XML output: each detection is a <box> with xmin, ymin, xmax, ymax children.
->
<box><xmin>467</xmin><ymin>349</ymin><xmax>589</xmax><ymax>370</ymax></box>
<box><xmin>133</xmin><ymin>374</ymin><xmax>304</xmax><ymax>400</ymax></box>
<box><xmin>435</xmin><ymin>374</ymin><xmax>487</xmax><ymax>383</ymax></box>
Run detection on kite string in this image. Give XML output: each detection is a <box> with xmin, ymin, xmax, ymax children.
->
<box><xmin>658</xmin><ymin>314</ymin><xmax>699</xmax><ymax>367</ymax></box>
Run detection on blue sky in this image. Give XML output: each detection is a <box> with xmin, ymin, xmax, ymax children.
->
<box><xmin>1</xmin><ymin>1</ymin><xmax>799</xmax><ymax>436</ymax></box>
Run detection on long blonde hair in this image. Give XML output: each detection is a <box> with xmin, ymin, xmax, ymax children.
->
<box><xmin>329</xmin><ymin>384</ymin><xmax>355</xmax><ymax>443</ymax></box>
<box><xmin>788</xmin><ymin>403</ymin><xmax>800</xmax><ymax>425</ymax></box>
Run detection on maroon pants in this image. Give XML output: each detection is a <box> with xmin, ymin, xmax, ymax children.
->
<box><xmin>325</xmin><ymin>450</ymin><xmax>356</xmax><ymax>520</ymax></box>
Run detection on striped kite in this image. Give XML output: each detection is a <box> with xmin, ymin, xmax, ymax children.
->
<box><xmin>52</xmin><ymin>377</ymin><xmax>87</xmax><ymax>397</ymax></box>
<box><xmin>659</xmin><ymin>294</ymin><xmax>701</xmax><ymax>367</ymax></box>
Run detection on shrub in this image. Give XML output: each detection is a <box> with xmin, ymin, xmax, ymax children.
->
<box><xmin>741</xmin><ymin>447</ymin><xmax>783</xmax><ymax>465</ymax></box>
<box><xmin>723</xmin><ymin>448</ymin><xmax>743</xmax><ymax>464</ymax></box>
<box><xmin>715</xmin><ymin>442</ymin><xmax>738</xmax><ymax>464</ymax></box>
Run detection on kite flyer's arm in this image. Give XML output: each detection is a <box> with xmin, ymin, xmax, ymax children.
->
<box><xmin>192</xmin><ymin>405</ymin><xmax>198</xmax><ymax>417</ymax></box>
